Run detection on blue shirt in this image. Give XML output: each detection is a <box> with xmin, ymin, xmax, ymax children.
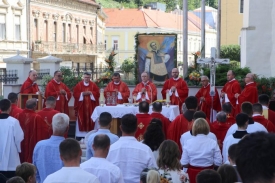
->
<box><xmin>33</xmin><ymin>136</ymin><xmax>65</xmax><ymax>183</ymax></box>
<box><xmin>86</xmin><ymin>129</ymin><xmax>119</xmax><ymax>159</ymax></box>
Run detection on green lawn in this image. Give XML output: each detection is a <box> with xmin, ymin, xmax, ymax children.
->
<box><xmin>97</xmin><ymin>0</ymin><xmax>137</xmax><ymax>8</ymax></box>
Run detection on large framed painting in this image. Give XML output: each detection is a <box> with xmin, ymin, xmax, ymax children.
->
<box><xmin>135</xmin><ymin>33</ymin><xmax>177</xmax><ymax>84</ymax></box>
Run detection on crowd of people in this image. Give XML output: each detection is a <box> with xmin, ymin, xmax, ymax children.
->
<box><xmin>1</xmin><ymin>68</ymin><xmax>275</xmax><ymax>183</ymax></box>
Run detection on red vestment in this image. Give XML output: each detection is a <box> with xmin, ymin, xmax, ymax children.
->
<box><xmin>37</xmin><ymin>108</ymin><xmax>60</xmax><ymax>136</ymax></box>
<box><xmin>221</xmin><ymin>79</ymin><xmax>241</xmax><ymax>117</ymax></box>
<box><xmin>73</xmin><ymin>81</ymin><xmax>99</xmax><ymax>132</ymax></box>
<box><xmin>45</xmin><ymin>79</ymin><xmax>72</xmax><ymax>115</ymax></box>
<box><xmin>20</xmin><ymin>77</ymin><xmax>40</xmax><ymax>94</ymax></box>
<box><xmin>211</xmin><ymin>121</ymin><xmax>232</xmax><ymax>149</ymax></box>
<box><xmin>104</xmin><ymin>81</ymin><xmax>130</xmax><ymax>104</ymax></box>
<box><xmin>150</xmin><ymin>112</ymin><xmax>170</xmax><ymax>138</ymax></box>
<box><xmin>195</xmin><ymin>84</ymin><xmax>221</xmax><ymax>120</ymax></box>
<box><xmin>252</xmin><ymin>115</ymin><xmax>275</xmax><ymax>133</ymax></box>
<box><xmin>167</xmin><ymin>111</ymin><xmax>195</xmax><ymax>153</ymax></box>
<box><xmin>161</xmin><ymin>78</ymin><xmax>188</xmax><ymax>112</ymax></box>
<box><xmin>135</xmin><ymin>113</ymin><xmax>152</xmax><ymax>141</ymax></box>
<box><xmin>132</xmin><ymin>81</ymin><xmax>157</xmax><ymax>103</ymax></box>
<box><xmin>226</xmin><ymin>114</ymin><xmax>235</xmax><ymax>125</ymax></box>
<box><xmin>263</xmin><ymin>108</ymin><xmax>275</xmax><ymax>126</ymax></box>
<box><xmin>236</xmin><ymin>82</ymin><xmax>258</xmax><ymax>114</ymax></box>
<box><xmin>15</xmin><ymin>109</ymin><xmax>49</xmax><ymax>163</ymax></box>
<box><xmin>9</xmin><ymin>103</ymin><xmax>23</xmax><ymax>118</ymax></box>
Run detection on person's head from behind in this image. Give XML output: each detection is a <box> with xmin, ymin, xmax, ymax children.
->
<box><xmin>193</xmin><ymin>111</ymin><xmax>206</xmax><ymax>121</ymax></box>
<box><xmin>152</xmin><ymin>102</ymin><xmax>162</xmax><ymax>113</ymax></box>
<box><xmin>216</xmin><ymin>111</ymin><xmax>227</xmax><ymax>123</ymax></box>
<box><xmin>0</xmin><ymin>99</ymin><xmax>11</xmax><ymax>113</ymax></box>
<box><xmin>6</xmin><ymin>176</ymin><xmax>25</xmax><ymax>183</ymax></box>
<box><xmin>222</xmin><ymin>102</ymin><xmax>232</xmax><ymax>114</ymax></box>
<box><xmin>253</xmin><ymin>103</ymin><xmax>263</xmax><ymax>115</ymax></box>
<box><xmin>217</xmin><ymin>164</ymin><xmax>238</xmax><ymax>183</ymax></box>
<box><xmin>25</xmin><ymin>98</ymin><xmax>37</xmax><ymax>110</ymax></box>
<box><xmin>15</xmin><ymin>162</ymin><xmax>36</xmax><ymax>183</ymax></box>
<box><xmin>143</xmin><ymin>118</ymin><xmax>165</xmax><ymax>151</ymax></box>
<box><xmin>92</xmin><ymin>134</ymin><xmax>110</xmax><ymax>158</ymax></box>
<box><xmin>52</xmin><ymin>113</ymin><xmax>69</xmax><ymax>136</ymax></box>
<box><xmin>99</xmin><ymin>112</ymin><xmax>112</xmax><ymax>128</ymax></box>
<box><xmin>192</xmin><ymin>118</ymin><xmax>210</xmax><ymax>136</ymax></box>
<box><xmin>157</xmin><ymin>140</ymin><xmax>181</xmax><ymax>171</ymax></box>
<box><xmin>241</xmin><ymin>102</ymin><xmax>253</xmax><ymax>117</ymax></box>
<box><xmin>59</xmin><ymin>138</ymin><xmax>82</xmax><ymax>165</ymax></box>
<box><xmin>258</xmin><ymin>94</ymin><xmax>269</xmax><ymax>106</ymax></box>
<box><xmin>140</xmin><ymin>168</ymin><xmax>159</xmax><ymax>183</ymax></box>
<box><xmin>8</xmin><ymin>92</ymin><xmax>18</xmax><ymax>104</ymax></box>
<box><xmin>185</xmin><ymin>96</ymin><xmax>198</xmax><ymax>110</ymax></box>
<box><xmin>120</xmin><ymin>114</ymin><xmax>137</xmax><ymax>135</ymax></box>
<box><xmin>196</xmin><ymin>169</ymin><xmax>222</xmax><ymax>183</ymax></box>
<box><xmin>235</xmin><ymin>113</ymin><xmax>249</xmax><ymax>129</ymax></box>
<box><xmin>146</xmin><ymin>170</ymin><xmax>160</xmax><ymax>183</ymax></box>
<box><xmin>139</xmin><ymin>101</ymin><xmax>149</xmax><ymax>113</ymax></box>
<box><xmin>45</xmin><ymin>96</ymin><xmax>56</xmax><ymax>109</ymax></box>
<box><xmin>228</xmin><ymin>144</ymin><xmax>238</xmax><ymax>165</ymax></box>
<box><xmin>236</xmin><ymin>132</ymin><xmax>275</xmax><ymax>183</ymax></box>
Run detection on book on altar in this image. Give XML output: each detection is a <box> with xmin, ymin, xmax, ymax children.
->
<box><xmin>106</xmin><ymin>91</ymin><xmax>117</xmax><ymax>106</ymax></box>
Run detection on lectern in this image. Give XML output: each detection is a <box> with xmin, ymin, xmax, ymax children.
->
<box><xmin>19</xmin><ymin>94</ymin><xmax>43</xmax><ymax>110</ymax></box>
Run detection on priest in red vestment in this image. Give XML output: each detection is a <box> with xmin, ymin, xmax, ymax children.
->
<box><xmin>37</xmin><ymin>96</ymin><xmax>60</xmax><ymax>136</ymax></box>
<box><xmin>135</xmin><ymin>101</ymin><xmax>152</xmax><ymax>141</ymax></box>
<box><xmin>161</xmin><ymin>68</ymin><xmax>188</xmax><ymax>112</ymax></box>
<box><xmin>7</xmin><ymin>92</ymin><xmax>23</xmax><ymax>118</ymax></box>
<box><xmin>195</xmin><ymin>76</ymin><xmax>221</xmax><ymax>121</ymax></box>
<box><xmin>150</xmin><ymin>102</ymin><xmax>170</xmax><ymax>138</ymax></box>
<box><xmin>44</xmin><ymin>71</ymin><xmax>71</xmax><ymax>115</ymax></box>
<box><xmin>221</xmin><ymin>102</ymin><xmax>236</xmax><ymax>125</ymax></box>
<box><xmin>167</xmin><ymin>96</ymin><xmax>198</xmax><ymax>152</ymax></box>
<box><xmin>15</xmin><ymin>99</ymin><xmax>49</xmax><ymax>163</ymax></box>
<box><xmin>104</xmin><ymin>72</ymin><xmax>130</xmax><ymax>104</ymax></box>
<box><xmin>132</xmin><ymin>72</ymin><xmax>157</xmax><ymax>103</ymax></box>
<box><xmin>235</xmin><ymin>73</ymin><xmax>258</xmax><ymax>114</ymax></box>
<box><xmin>73</xmin><ymin>72</ymin><xmax>100</xmax><ymax>135</ymax></box>
<box><xmin>252</xmin><ymin>103</ymin><xmax>275</xmax><ymax>132</ymax></box>
<box><xmin>220</xmin><ymin>70</ymin><xmax>241</xmax><ymax>117</ymax></box>
<box><xmin>258</xmin><ymin>94</ymin><xmax>275</xmax><ymax>126</ymax></box>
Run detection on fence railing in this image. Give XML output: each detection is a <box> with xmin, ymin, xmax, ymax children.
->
<box><xmin>0</xmin><ymin>70</ymin><xmax>19</xmax><ymax>84</ymax></box>
<box><xmin>36</xmin><ymin>69</ymin><xmax>50</xmax><ymax>80</ymax></box>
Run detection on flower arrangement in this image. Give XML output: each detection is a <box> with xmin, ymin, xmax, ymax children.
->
<box><xmin>188</xmin><ymin>70</ymin><xmax>201</xmax><ymax>86</ymax></box>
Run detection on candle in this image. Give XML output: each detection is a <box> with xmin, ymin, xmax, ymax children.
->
<box><xmin>166</xmin><ymin>90</ymin><xmax>170</xmax><ymax>103</ymax></box>
<box><xmin>100</xmin><ymin>88</ymin><xmax>104</xmax><ymax>102</ymax></box>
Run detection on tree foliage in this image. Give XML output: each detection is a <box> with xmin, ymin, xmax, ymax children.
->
<box><xmin>220</xmin><ymin>45</ymin><xmax>241</xmax><ymax>62</ymax></box>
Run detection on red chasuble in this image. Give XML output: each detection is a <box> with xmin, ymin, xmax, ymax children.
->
<box><xmin>211</xmin><ymin>121</ymin><xmax>232</xmax><ymax>149</ymax></box>
<box><xmin>104</xmin><ymin>81</ymin><xmax>130</xmax><ymax>104</ymax></box>
<box><xmin>20</xmin><ymin>77</ymin><xmax>40</xmax><ymax>94</ymax></box>
<box><xmin>37</xmin><ymin>108</ymin><xmax>60</xmax><ymax>136</ymax></box>
<box><xmin>9</xmin><ymin>103</ymin><xmax>23</xmax><ymax>118</ymax></box>
<box><xmin>161</xmin><ymin>78</ymin><xmax>188</xmax><ymax>112</ymax></box>
<box><xmin>73</xmin><ymin>81</ymin><xmax>100</xmax><ymax>132</ymax></box>
<box><xmin>150</xmin><ymin>112</ymin><xmax>170</xmax><ymax>138</ymax></box>
<box><xmin>132</xmin><ymin>81</ymin><xmax>157</xmax><ymax>103</ymax></box>
<box><xmin>45</xmin><ymin>79</ymin><xmax>72</xmax><ymax>115</ymax></box>
<box><xmin>15</xmin><ymin>109</ymin><xmax>49</xmax><ymax>163</ymax></box>
<box><xmin>252</xmin><ymin>115</ymin><xmax>275</xmax><ymax>132</ymax></box>
<box><xmin>221</xmin><ymin>79</ymin><xmax>241</xmax><ymax>117</ymax></box>
<box><xmin>226</xmin><ymin>114</ymin><xmax>235</xmax><ymax>125</ymax></box>
<box><xmin>195</xmin><ymin>84</ymin><xmax>221</xmax><ymax>120</ymax></box>
<box><xmin>135</xmin><ymin>113</ymin><xmax>152</xmax><ymax>141</ymax></box>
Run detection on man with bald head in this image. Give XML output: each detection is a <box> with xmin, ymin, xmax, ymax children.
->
<box><xmin>161</xmin><ymin>68</ymin><xmax>188</xmax><ymax>113</ymax></box>
<box><xmin>195</xmin><ymin>75</ymin><xmax>221</xmax><ymax>121</ymax></box>
<box><xmin>220</xmin><ymin>70</ymin><xmax>241</xmax><ymax>117</ymax></box>
<box><xmin>20</xmin><ymin>70</ymin><xmax>40</xmax><ymax>94</ymax></box>
<box><xmin>15</xmin><ymin>98</ymin><xmax>49</xmax><ymax>163</ymax></box>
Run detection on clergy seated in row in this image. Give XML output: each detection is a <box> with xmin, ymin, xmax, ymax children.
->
<box><xmin>33</xmin><ymin>113</ymin><xmax>69</xmax><ymax>183</ymax></box>
<box><xmin>104</xmin><ymin>72</ymin><xmax>130</xmax><ymax>104</ymax></box>
<box><xmin>86</xmin><ymin>112</ymin><xmax>119</xmax><ymax>160</ymax></box>
<box><xmin>225</xmin><ymin>102</ymin><xmax>267</xmax><ymax>138</ymax></box>
<box><xmin>227</xmin><ymin>144</ymin><xmax>242</xmax><ymax>182</ymax></box>
<box><xmin>223</xmin><ymin>113</ymin><xmax>249</xmax><ymax>163</ymax></box>
<box><xmin>167</xmin><ymin>96</ymin><xmax>198</xmax><ymax>153</ymax></box>
<box><xmin>15</xmin><ymin>162</ymin><xmax>36</xmax><ymax>183</ymax></box>
<box><xmin>81</xmin><ymin>134</ymin><xmax>124</xmax><ymax>183</ymax></box>
<box><xmin>15</xmin><ymin>98</ymin><xmax>50</xmax><ymax>163</ymax></box>
<box><xmin>7</xmin><ymin>92</ymin><xmax>23</xmax><ymax>118</ymax></box>
<box><xmin>221</xmin><ymin>102</ymin><xmax>235</xmax><ymax>125</ymax></box>
<box><xmin>258</xmin><ymin>94</ymin><xmax>275</xmax><ymax>126</ymax></box>
<box><xmin>37</xmin><ymin>96</ymin><xmax>60</xmax><ymax>137</ymax></box>
<box><xmin>180</xmin><ymin>111</ymin><xmax>217</xmax><ymax>151</ymax></box>
<box><xmin>211</xmin><ymin>111</ymin><xmax>232</xmax><ymax>150</ymax></box>
<box><xmin>150</xmin><ymin>102</ymin><xmax>170</xmax><ymax>138</ymax></box>
<box><xmin>180</xmin><ymin>118</ymin><xmax>222</xmax><ymax>183</ymax></box>
<box><xmin>135</xmin><ymin>101</ymin><xmax>152</xmax><ymax>141</ymax></box>
<box><xmin>43</xmin><ymin>139</ymin><xmax>99</xmax><ymax>183</ymax></box>
<box><xmin>0</xmin><ymin>99</ymin><xmax>24</xmax><ymax>179</ymax></box>
<box><xmin>107</xmin><ymin>114</ymin><xmax>157</xmax><ymax>183</ymax></box>
<box><xmin>252</xmin><ymin>103</ymin><xmax>275</xmax><ymax>132</ymax></box>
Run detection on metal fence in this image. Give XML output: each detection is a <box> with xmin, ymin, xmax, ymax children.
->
<box><xmin>0</xmin><ymin>69</ymin><xmax>19</xmax><ymax>84</ymax></box>
<box><xmin>73</xmin><ymin>66</ymin><xmax>108</xmax><ymax>80</ymax></box>
<box><xmin>36</xmin><ymin>69</ymin><xmax>50</xmax><ymax>80</ymax></box>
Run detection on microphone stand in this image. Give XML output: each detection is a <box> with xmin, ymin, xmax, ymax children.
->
<box><xmin>17</xmin><ymin>83</ymin><xmax>36</xmax><ymax>95</ymax></box>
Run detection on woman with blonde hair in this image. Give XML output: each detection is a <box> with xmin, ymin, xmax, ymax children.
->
<box><xmin>181</xmin><ymin>118</ymin><xmax>222</xmax><ymax>183</ymax></box>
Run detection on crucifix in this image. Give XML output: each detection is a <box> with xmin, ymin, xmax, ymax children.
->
<box><xmin>196</xmin><ymin>47</ymin><xmax>230</xmax><ymax>122</ymax></box>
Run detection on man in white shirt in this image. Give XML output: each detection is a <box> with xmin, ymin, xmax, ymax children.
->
<box><xmin>81</xmin><ymin>134</ymin><xmax>124</xmax><ymax>183</ymax></box>
<box><xmin>107</xmin><ymin>114</ymin><xmax>157</xmax><ymax>183</ymax></box>
<box><xmin>223</xmin><ymin>113</ymin><xmax>249</xmax><ymax>163</ymax></box>
<box><xmin>225</xmin><ymin>102</ymin><xmax>267</xmax><ymax>138</ymax></box>
<box><xmin>0</xmin><ymin>99</ymin><xmax>24</xmax><ymax>179</ymax></box>
<box><xmin>43</xmin><ymin>138</ymin><xmax>99</xmax><ymax>183</ymax></box>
